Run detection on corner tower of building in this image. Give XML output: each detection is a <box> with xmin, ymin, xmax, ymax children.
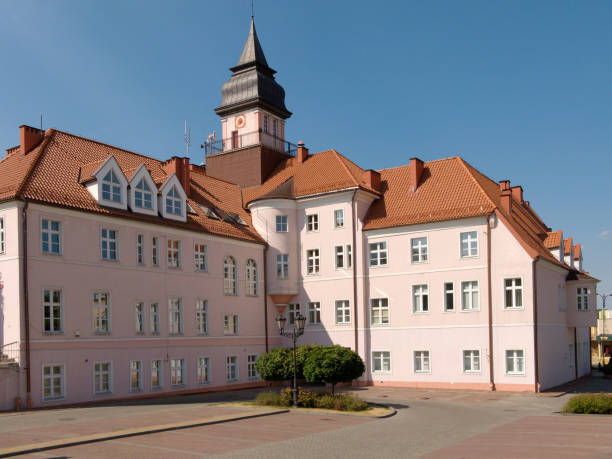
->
<box><xmin>206</xmin><ymin>18</ymin><xmax>295</xmax><ymax>187</ymax></box>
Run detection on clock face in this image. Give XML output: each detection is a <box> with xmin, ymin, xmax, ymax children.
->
<box><xmin>235</xmin><ymin>114</ymin><xmax>246</xmax><ymax>129</ymax></box>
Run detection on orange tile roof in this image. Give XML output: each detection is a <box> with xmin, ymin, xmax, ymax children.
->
<box><xmin>543</xmin><ymin>230</ymin><xmax>562</xmax><ymax>249</ymax></box>
<box><xmin>573</xmin><ymin>244</ymin><xmax>581</xmax><ymax>260</ymax></box>
<box><xmin>563</xmin><ymin>238</ymin><xmax>573</xmax><ymax>255</ymax></box>
<box><xmin>0</xmin><ymin>129</ymin><xmax>263</xmax><ymax>244</ymax></box>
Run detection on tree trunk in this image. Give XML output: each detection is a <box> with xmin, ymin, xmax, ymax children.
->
<box><xmin>331</xmin><ymin>383</ymin><xmax>335</xmax><ymax>395</ymax></box>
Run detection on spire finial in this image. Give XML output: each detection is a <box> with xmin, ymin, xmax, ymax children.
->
<box><xmin>251</xmin><ymin>0</ymin><xmax>254</xmax><ymax>18</ymax></box>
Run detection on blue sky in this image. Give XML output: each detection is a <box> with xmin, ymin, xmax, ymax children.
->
<box><xmin>1</xmin><ymin>0</ymin><xmax>611</xmax><ymax>300</ymax></box>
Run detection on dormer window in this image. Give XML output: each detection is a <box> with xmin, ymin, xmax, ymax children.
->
<box><xmin>166</xmin><ymin>186</ymin><xmax>183</xmax><ymax>216</ymax></box>
<box><xmin>134</xmin><ymin>179</ymin><xmax>152</xmax><ymax>210</ymax></box>
<box><xmin>102</xmin><ymin>170</ymin><xmax>122</xmax><ymax>203</ymax></box>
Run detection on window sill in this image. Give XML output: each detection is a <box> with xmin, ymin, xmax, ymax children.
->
<box><xmin>195</xmin><ymin>269</ymin><xmax>209</xmax><ymax>274</ymax></box>
<box><xmin>459</xmin><ymin>308</ymin><xmax>480</xmax><ymax>313</ymax></box>
<box><xmin>414</xmin><ymin>371</ymin><xmax>432</xmax><ymax>375</ymax></box>
<box><xmin>223</xmin><ymin>293</ymin><xmax>238</xmax><ymax>296</ymax></box>
<box><xmin>42</xmin><ymin>396</ymin><xmax>66</xmax><ymax>402</ymax></box>
<box><xmin>169</xmin><ymin>333</ymin><xmax>184</xmax><ymax>336</ymax></box>
<box><xmin>196</xmin><ymin>332</ymin><xmax>209</xmax><ymax>336</ymax></box>
<box><xmin>245</xmin><ymin>294</ymin><xmax>258</xmax><ymax>298</ymax></box>
<box><xmin>504</xmin><ymin>307</ymin><xmax>525</xmax><ymax>311</ymax></box>
<box><xmin>412</xmin><ymin>311</ymin><xmax>430</xmax><ymax>315</ymax></box>
<box><xmin>335</xmin><ymin>322</ymin><xmax>352</xmax><ymax>326</ymax></box>
<box><xmin>505</xmin><ymin>372</ymin><xmax>526</xmax><ymax>377</ymax></box>
<box><xmin>443</xmin><ymin>309</ymin><xmax>456</xmax><ymax>313</ymax></box>
<box><xmin>100</xmin><ymin>259</ymin><xmax>120</xmax><ymax>263</ymax></box>
<box><xmin>370</xmin><ymin>323</ymin><xmax>390</xmax><ymax>327</ymax></box>
<box><xmin>463</xmin><ymin>371</ymin><xmax>482</xmax><ymax>375</ymax></box>
<box><xmin>411</xmin><ymin>260</ymin><xmax>429</xmax><ymax>265</ymax></box>
<box><xmin>372</xmin><ymin>371</ymin><xmax>392</xmax><ymax>375</ymax></box>
<box><xmin>460</xmin><ymin>255</ymin><xmax>480</xmax><ymax>259</ymax></box>
<box><xmin>94</xmin><ymin>331</ymin><xmax>111</xmax><ymax>335</ymax></box>
<box><xmin>151</xmin><ymin>386</ymin><xmax>163</xmax><ymax>391</ymax></box>
<box><xmin>130</xmin><ymin>388</ymin><xmax>143</xmax><ymax>393</ymax></box>
<box><xmin>94</xmin><ymin>391</ymin><xmax>113</xmax><ymax>396</ymax></box>
<box><xmin>226</xmin><ymin>378</ymin><xmax>239</xmax><ymax>382</ymax></box>
<box><xmin>43</xmin><ymin>331</ymin><xmax>64</xmax><ymax>335</ymax></box>
<box><xmin>42</xmin><ymin>252</ymin><xmax>62</xmax><ymax>257</ymax></box>
<box><xmin>369</xmin><ymin>264</ymin><xmax>389</xmax><ymax>269</ymax></box>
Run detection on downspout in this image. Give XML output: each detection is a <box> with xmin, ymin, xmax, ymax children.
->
<box><xmin>532</xmin><ymin>258</ymin><xmax>540</xmax><ymax>392</ymax></box>
<box><xmin>573</xmin><ymin>327</ymin><xmax>578</xmax><ymax>380</ymax></box>
<box><xmin>351</xmin><ymin>190</ymin><xmax>358</xmax><ymax>354</ymax></box>
<box><xmin>487</xmin><ymin>214</ymin><xmax>495</xmax><ymax>391</ymax></box>
<box><xmin>21</xmin><ymin>201</ymin><xmax>31</xmax><ymax>407</ymax></box>
<box><xmin>263</xmin><ymin>245</ymin><xmax>269</xmax><ymax>352</ymax></box>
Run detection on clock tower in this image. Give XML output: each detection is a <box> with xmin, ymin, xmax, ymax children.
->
<box><xmin>205</xmin><ymin>18</ymin><xmax>294</xmax><ymax>187</ymax></box>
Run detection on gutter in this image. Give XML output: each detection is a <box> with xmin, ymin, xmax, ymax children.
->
<box><xmin>351</xmin><ymin>190</ymin><xmax>358</xmax><ymax>354</ymax></box>
<box><xmin>263</xmin><ymin>245</ymin><xmax>269</xmax><ymax>352</ymax></box>
<box><xmin>21</xmin><ymin>200</ymin><xmax>31</xmax><ymax>407</ymax></box>
<box><xmin>487</xmin><ymin>214</ymin><xmax>495</xmax><ymax>390</ymax></box>
<box><xmin>532</xmin><ymin>257</ymin><xmax>540</xmax><ymax>392</ymax></box>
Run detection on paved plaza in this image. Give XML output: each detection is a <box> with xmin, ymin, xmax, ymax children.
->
<box><xmin>1</xmin><ymin>377</ymin><xmax>611</xmax><ymax>458</ymax></box>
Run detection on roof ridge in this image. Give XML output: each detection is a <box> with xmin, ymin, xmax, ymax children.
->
<box><xmin>376</xmin><ymin>156</ymin><xmax>460</xmax><ymax>172</ymax></box>
<box><xmin>332</xmin><ymin>150</ymin><xmax>360</xmax><ymax>187</ymax></box>
<box><xmin>455</xmin><ymin>157</ymin><xmax>497</xmax><ymax>210</ymax></box>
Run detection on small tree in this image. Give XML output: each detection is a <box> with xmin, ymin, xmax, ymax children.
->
<box><xmin>255</xmin><ymin>344</ymin><xmax>317</xmax><ymax>382</ymax></box>
<box><xmin>303</xmin><ymin>345</ymin><xmax>365</xmax><ymax>394</ymax></box>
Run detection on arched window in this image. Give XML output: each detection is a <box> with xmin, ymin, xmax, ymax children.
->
<box><xmin>246</xmin><ymin>259</ymin><xmax>257</xmax><ymax>296</ymax></box>
<box><xmin>166</xmin><ymin>186</ymin><xmax>183</xmax><ymax>216</ymax></box>
<box><xmin>134</xmin><ymin>178</ymin><xmax>153</xmax><ymax>209</ymax></box>
<box><xmin>224</xmin><ymin>256</ymin><xmax>237</xmax><ymax>295</ymax></box>
<box><xmin>102</xmin><ymin>170</ymin><xmax>122</xmax><ymax>203</ymax></box>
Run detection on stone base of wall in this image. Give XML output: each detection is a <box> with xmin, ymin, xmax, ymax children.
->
<box><xmin>354</xmin><ymin>380</ymin><xmax>536</xmax><ymax>393</ymax></box>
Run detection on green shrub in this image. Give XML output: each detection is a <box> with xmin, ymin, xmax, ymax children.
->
<box><xmin>280</xmin><ymin>387</ymin><xmax>294</xmax><ymax>406</ymax></box>
<box><xmin>563</xmin><ymin>393</ymin><xmax>612</xmax><ymax>414</ymax></box>
<box><xmin>254</xmin><ymin>391</ymin><xmax>289</xmax><ymax>407</ymax></box>
<box><xmin>303</xmin><ymin>345</ymin><xmax>365</xmax><ymax>394</ymax></box>
<box><xmin>315</xmin><ymin>393</ymin><xmax>368</xmax><ymax>411</ymax></box>
<box><xmin>254</xmin><ymin>345</ymin><xmax>317</xmax><ymax>382</ymax></box>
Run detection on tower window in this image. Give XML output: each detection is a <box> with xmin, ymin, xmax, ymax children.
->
<box><xmin>263</xmin><ymin>115</ymin><xmax>269</xmax><ymax>133</ymax></box>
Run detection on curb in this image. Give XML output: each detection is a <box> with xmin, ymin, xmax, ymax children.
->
<box><xmin>0</xmin><ymin>408</ymin><xmax>288</xmax><ymax>458</ymax></box>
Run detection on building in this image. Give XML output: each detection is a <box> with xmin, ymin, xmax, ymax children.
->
<box><xmin>0</xmin><ymin>19</ymin><xmax>598</xmax><ymax>409</ymax></box>
<box><xmin>592</xmin><ymin>310</ymin><xmax>612</xmax><ymax>366</ymax></box>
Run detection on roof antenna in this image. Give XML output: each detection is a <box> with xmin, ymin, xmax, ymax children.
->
<box><xmin>40</xmin><ymin>114</ymin><xmax>43</xmax><ymax>131</ymax></box>
<box><xmin>184</xmin><ymin>120</ymin><xmax>191</xmax><ymax>157</ymax></box>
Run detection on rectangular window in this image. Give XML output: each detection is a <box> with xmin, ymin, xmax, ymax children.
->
<box><xmin>0</xmin><ymin>216</ymin><xmax>4</xmax><ymax>254</ymax></box>
<box><xmin>248</xmin><ymin>355</ymin><xmax>258</xmax><ymax>379</ymax></box>
<box><xmin>197</xmin><ymin>357</ymin><xmax>210</xmax><ymax>384</ymax></box>
<box><xmin>152</xmin><ymin>237</ymin><xmax>159</xmax><ymax>266</ymax></box>
<box><xmin>288</xmin><ymin>303</ymin><xmax>300</xmax><ymax>325</ymax></box>
<box><xmin>150</xmin><ymin>303</ymin><xmax>160</xmax><ymax>333</ymax></box>
<box><xmin>196</xmin><ymin>299</ymin><xmax>208</xmax><ymax>334</ymax></box>
<box><xmin>334</xmin><ymin>209</ymin><xmax>344</xmax><ymax>228</ymax></box>
<box><xmin>170</xmin><ymin>359</ymin><xmax>185</xmax><ymax>385</ymax></box>
<box><xmin>463</xmin><ymin>350</ymin><xmax>481</xmax><ymax>373</ymax></box>
<box><xmin>308</xmin><ymin>302</ymin><xmax>321</xmax><ymax>325</ymax></box>
<box><xmin>577</xmin><ymin>287</ymin><xmax>589</xmax><ymax>310</ymax></box>
<box><xmin>263</xmin><ymin>115</ymin><xmax>269</xmax><ymax>133</ymax></box>
<box><xmin>411</xmin><ymin>237</ymin><xmax>428</xmax><ymax>263</ymax></box>
<box><xmin>413</xmin><ymin>284</ymin><xmax>429</xmax><ymax>313</ymax></box>
<box><xmin>226</xmin><ymin>356</ymin><xmax>238</xmax><ymax>381</ymax></box>
<box><xmin>369</xmin><ymin>242</ymin><xmax>388</xmax><ymax>267</ymax></box>
<box><xmin>94</xmin><ymin>361</ymin><xmax>112</xmax><ymax>394</ymax></box>
<box><xmin>276</xmin><ymin>215</ymin><xmax>288</xmax><ymax>232</ymax></box>
<box><xmin>169</xmin><ymin>298</ymin><xmax>183</xmax><ymax>334</ymax></box>
<box><xmin>246</xmin><ymin>260</ymin><xmax>257</xmax><ymax>296</ymax></box>
<box><xmin>334</xmin><ymin>244</ymin><xmax>352</xmax><ymax>269</ymax></box>
<box><xmin>194</xmin><ymin>243</ymin><xmax>207</xmax><ymax>271</ymax></box>
<box><xmin>414</xmin><ymin>350</ymin><xmax>431</xmax><ymax>373</ymax></box>
<box><xmin>101</xmin><ymin>228</ymin><xmax>117</xmax><ymax>261</ymax></box>
<box><xmin>372</xmin><ymin>351</ymin><xmax>391</xmax><ymax>373</ymax></box>
<box><xmin>130</xmin><ymin>361</ymin><xmax>142</xmax><ymax>391</ymax></box>
<box><xmin>505</xmin><ymin>350</ymin><xmax>525</xmax><ymax>375</ymax></box>
<box><xmin>346</xmin><ymin>244</ymin><xmax>352</xmax><ymax>268</ymax></box>
<box><xmin>151</xmin><ymin>360</ymin><xmax>162</xmax><ymax>389</ymax></box>
<box><xmin>444</xmin><ymin>282</ymin><xmax>455</xmax><ymax>312</ymax></box>
<box><xmin>306</xmin><ymin>214</ymin><xmax>319</xmax><ymax>232</ymax></box>
<box><xmin>167</xmin><ymin>239</ymin><xmax>180</xmax><ymax>268</ymax></box>
<box><xmin>277</xmin><ymin>254</ymin><xmax>289</xmax><ymax>279</ymax></box>
<box><xmin>306</xmin><ymin>249</ymin><xmax>320</xmax><ymax>274</ymax></box>
<box><xmin>335</xmin><ymin>300</ymin><xmax>351</xmax><ymax>324</ymax></box>
<box><xmin>135</xmin><ymin>302</ymin><xmax>144</xmax><ymax>334</ymax></box>
<box><xmin>371</xmin><ymin>298</ymin><xmax>389</xmax><ymax>325</ymax></box>
<box><xmin>461</xmin><ymin>281</ymin><xmax>479</xmax><ymax>311</ymax></box>
<box><xmin>41</xmin><ymin>219</ymin><xmax>61</xmax><ymax>255</ymax></box>
<box><xmin>504</xmin><ymin>278</ymin><xmax>523</xmax><ymax>309</ymax></box>
<box><xmin>42</xmin><ymin>364</ymin><xmax>65</xmax><ymax>400</ymax></box>
<box><xmin>461</xmin><ymin>231</ymin><xmax>478</xmax><ymax>257</ymax></box>
<box><xmin>273</xmin><ymin>119</ymin><xmax>278</xmax><ymax>137</ymax></box>
<box><xmin>43</xmin><ymin>288</ymin><xmax>62</xmax><ymax>333</ymax></box>
<box><xmin>93</xmin><ymin>292</ymin><xmax>110</xmax><ymax>333</ymax></box>
<box><xmin>224</xmin><ymin>314</ymin><xmax>239</xmax><ymax>335</ymax></box>
<box><xmin>136</xmin><ymin>234</ymin><xmax>144</xmax><ymax>265</ymax></box>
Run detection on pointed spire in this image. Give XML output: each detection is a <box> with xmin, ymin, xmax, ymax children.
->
<box><xmin>236</xmin><ymin>18</ymin><xmax>269</xmax><ymax>68</ymax></box>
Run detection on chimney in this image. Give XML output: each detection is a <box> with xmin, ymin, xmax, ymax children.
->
<box><xmin>362</xmin><ymin>169</ymin><xmax>381</xmax><ymax>192</ymax></box>
<box><xmin>410</xmin><ymin>157</ymin><xmax>424</xmax><ymax>191</ymax></box>
<box><xmin>500</xmin><ymin>189</ymin><xmax>512</xmax><ymax>215</ymax></box>
<box><xmin>20</xmin><ymin>125</ymin><xmax>44</xmax><ymax>155</ymax></box>
<box><xmin>511</xmin><ymin>185</ymin><xmax>523</xmax><ymax>203</ymax></box>
<box><xmin>297</xmin><ymin>141</ymin><xmax>308</xmax><ymax>163</ymax></box>
<box><xmin>499</xmin><ymin>180</ymin><xmax>510</xmax><ymax>192</ymax></box>
<box><xmin>162</xmin><ymin>157</ymin><xmax>191</xmax><ymax>198</ymax></box>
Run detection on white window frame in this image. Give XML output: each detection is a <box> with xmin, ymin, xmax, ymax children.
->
<box><xmin>276</xmin><ymin>215</ymin><xmax>288</xmax><ymax>232</ymax></box>
<box><xmin>197</xmin><ymin>357</ymin><xmax>210</xmax><ymax>384</ymax></box>
<box><xmin>246</xmin><ymin>259</ymin><xmax>258</xmax><ymax>296</ymax></box>
<box><xmin>165</xmin><ymin>185</ymin><xmax>183</xmax><ymax>217</ymax></box>
<box><xmin>444</xmin><ymin>282</ymin><xmax>455</xmax><ymax>312</ymax></box>
<box><xmin>288</xmin><ymin>303</ymin><xmax>300</xmax><ymax>325</ymax></box>
<box><xmin>369</xmin><ymin>241</ymin><xmax>388</xmax><ymax>267</ymax></box>
<box><xmin>372</xmin><ymin>351</ymin><xmax>391</xmax><ymax>374</ymax></box>
<box><xmin>151</xmin><ymin>359</ymin><xmax>162</xmax><ymax>389</ymax></box>
<box><xmin>412</xmin><ymin>284</ymin><xmax>429</xmax><ymax>314</ymax></box>
<box><xmin>505</xmin><ymin>349</ymin><xmax>525</xmax><ymax>375</ymax></box>
<box><xmin>460</xmin><ymin>231</ymin><xmax>479</xmax><ymax>258</ymax></box>
<box><xmin>93</xmin><ymin>157</ymin><xmax>128</xmax><ymax>210</ymax></box>
<box><xmin>462</xmin><ymin>350</ymin><xmax>481</xmax><ymax>373</ymax></box>
<box><xmin>152</xmin><ymin>236</ymin><xmax>159</xmax><ymax>267</ymax></box>
<box><xmin>130</xmin><ymin>360</ymin><xmax>142</xmax><ymax>391</ymax></box>
<box><xmin>223</xmin><ymin>314</ymin><xmax>239</xmax><ymax>335</ymax></box>
<box><xmin>158</xmin><ymin>174</ymin><xmax>187</xmax><ymax>222</ymax></box>
<box><xmin>100</xmin><ymin>228</ymin><xmax>118</xmax><ymax>261</ymax></box>
<box><xmin>41</xmin><ymin>218</ymin><xmax>61</xmax><ymax>255</ymax></box>
<box><xmin>308</xmin><ymin>302</ymin><xmax>321</xmax><ymax>325</ymax></box>
<box><xmin>334</xmin><ymin>244</ymin><xmax>352</xmax><ymax>269</ymax></box>
<box><xmin>461</xmin><ymin>281</ymin><xmax>480</xmax><ymax>311</ymax></box>
<box><xmin>411</xmin><ymin>237</ymin><xmax>428</xmax><ymax>263</ymax></box>
<box><xmin>224</xmin><ymin>256</ymin><xmax>237</xmax><ymax>295</ymax></box>
<box><xmin>370</xmin><ymin>298</ymin><xmax>390</xmax><ymax>325</ymax></box>
<box><xmin>504</xmin><ymin>277</ymin><xmax>523</xmax><ymax>309</ymax></box>
<box><xmin>170</xmin><ymin>358</ymin><xmax>185</xmax><ymax>386</ymax></box>
<box><xmin>306</xmin><ymin>249</ymin><xmax>320</xmax><ymax>275</ymax></box>
<box><xmin>196</xmin><ymin>299</ymin><xmax>208</xmax><ymax>335</ymax></box>
<box><xmin>276</xmin><ymin>253</ymin><xmax>289</xmax><ymax>279</ymax></box>
<box><xmin>101</xmin><ymin>170</ymin><xmax>123</xmax><ymax>204</ymax></box>
<box><xmin>42</xmin><ymin>288</ymin><xmax>63</xmax><ymax>333</ymax></box>
<box><xmin>128</xmin><ymin>165</ymin><xmax>157</xmax><ymax>216</ymax></box>
<box><xmin>167</xmin><ymin>239</ymin><xmax>181</xmax><ymax>269</ymax></box>
<box><xmin>93</xmin><ymin>361</ymin><xmax>112</xmax><ymax>395</ymax></box>
<box><xmin>334</xmin><ymin>209</ymin><xmax>344</xmax><ymax>228</ymax></box>
<box><xmin>134</xmin><ymin>178</ymin><xmax>153</xmax><ymax>210</ymax></box>
<box><xmin>226</xmin><ymin>356</ymin><xmax>238</xmax><ymax>381</ymax></box>
<box><xmin>306</xmin><ymin>213</ymin><xmax>319</xmax><ymax>232</ymax></box>
<box><xmin>42</xmin><ymin>363</ymin><xmax>66</xmax><ymax>401</ymax></box>
<box><xmin>150</xmin><ymin>302</ymin><xmax>160</xmax><ymax>334</ymax></box>
<box><xmin>93</xmin><ymin>291</ymin><xmax>111</xmax><ymax>334</ymax></box>
<box><xmin>248</xmin><ymin>354</ymin><xmax>258</xmax><ymax>379</ymax></box>
<box><xmin>0</xmin><ymin>216</ymin><xmax>4</xmax><ymax>254</ymax></box>
<box><xmin>414</xmin><ymin>350</ymin><xmax>431</xmax><ymax>373</ymax></box>
<box><xmin>335</xmin><ymin>300</ymin><xmax>351</xmax><ymax>324</ymax></box>
<box><xmin>136</xmin><ymin>234</ymin><xmax>145</xmax><ymax>265</ymax></box>
<box><xmin>194</xmin><ymin>243</ymin><xmax>207</xmax><ymax>272</ymax></box>
<box><xmin>169</xmin><ymin>298</ymin><xmax>183</xmax><ymax>335</ymax></box>
<box><xmin>577</xmin><ymin>287</ymin><xmax>589</xmax><ymax>310</ymax></box>
<box><xmin>135</xmin><ymin>302</ymin><xmax>145</xmax><ymax>334</ymax></box>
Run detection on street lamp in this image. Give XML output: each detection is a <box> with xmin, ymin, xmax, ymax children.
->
<box><xmin>276</xmin><ymin>312</ymin><xmax>306</xmax><ymax>408</ymax></box>
<box><xmin>597</xmin><ymin>293</ymin><xmax>612</xmax><ymax>366</ymax></box>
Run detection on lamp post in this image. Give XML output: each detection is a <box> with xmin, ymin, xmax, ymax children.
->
<box><xmin>597</xmin><ymin>293</ymin><xmax>612</xmax><ymax>365</ymax></box>
<box><xmin>276</xmin><ymin>313</ymin><xmax>306</xmax><ymax>408</ymax></box>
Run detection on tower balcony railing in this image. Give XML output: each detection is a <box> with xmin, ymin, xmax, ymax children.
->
<box><xmin>202</xmin><ymin>129</ymin><xmax>297</xmax><ymax>157</ymax></box>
